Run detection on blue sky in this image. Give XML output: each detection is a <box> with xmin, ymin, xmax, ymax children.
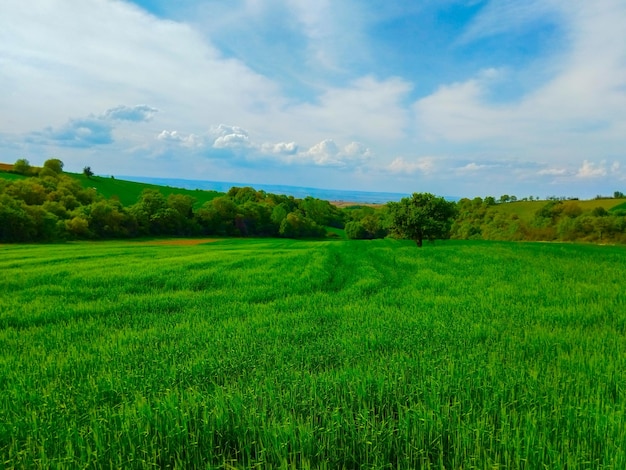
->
<box><xmin>1</xmin><ymin>0</ymin><xmax>625</xmax><ymax>199</ymax></box>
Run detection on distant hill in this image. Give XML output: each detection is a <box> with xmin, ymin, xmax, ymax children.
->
<box><xmin>70</xmin><ymin>173</ymin><xmax>222</xmax><ymax>208</ymax></box>
<box><xmin>0</xmin><ymin>165</ymin><xmax>223</xmax><ymax>208</ymax></box>
<box><xmin>487</xmin><ymin>198</ymin><xmax>626</xmax><ymax>220</ymax></box>
<box><xmin>1</xmin><ymin>162</ymin><xmax>624</xmax><ymax>213</ymax></box>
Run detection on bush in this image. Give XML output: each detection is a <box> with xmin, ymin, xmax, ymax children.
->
<box><xmin>345</xmin><ymin>221</ymin><xmax>368</xmax><ymax>239</ymax></box>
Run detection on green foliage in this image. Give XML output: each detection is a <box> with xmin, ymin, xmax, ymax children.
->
<box><xmin>12</xmin><ymin>158</ymin><xmax>32</xmax><ymax>175</ymax></box>
<box><xmin>2</xmin><ymin>164</ymin><xmax>625</xmax><ymax>245</ymax></box>
<box><xmin>43</xmin><ymin>158</ymin><xmax>64</xmax><ymax>174</ymax></box>
<box><xmin>1</xmin><ymin>240</ymin><xmax>625</xmax><ymax>468</ymax></box>
<box><xmin>452</xmin><ymin>196</ymin><xmax>626</xmax><ymax>244</ymax></box>
<box><xmin>279</xmin><ymin>211</ymin><xmax>326</xmax><ymax>238</ymax></box>
<box><xmin>344</xmin><ymin>220</ymin><xmax>368</xmax><ymax>239</ymax></box>
<box><xmin>0</xmin><ymin>194</ymin><xmax>37</xmax><ymax>241</ymax></box>
<box><xmin>83</xmin><ymin>166</ymin><xmax>94</xmax><ymax>178</ymax></box>
<box><xmin>387</xmin><ymin>193</ymin><xmax>457</xmax><ymax>247</ymax></box>
<box><xmin>300</xmin><ymin>196</ymin><xmax>345</xmax><ymax>228</ymax></box>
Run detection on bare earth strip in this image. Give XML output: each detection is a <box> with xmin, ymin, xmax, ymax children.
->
<box><xmin>132</xmin><ymin>238</ymin><xmax>219</xmax><ymax>246</ymax></box>
<box><xmin>330</xmin><ymin>201</ymin><xmax>384</xmax><ymax>208</ymax></box>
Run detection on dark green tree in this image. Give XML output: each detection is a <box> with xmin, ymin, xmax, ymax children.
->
<box><xmin>387</xmin><ymin>193</ymin><xmax>457</xmax><ymax>247</ymax></box>
<box><xmin>43</xmin><ymin>158</ymin><xmax>64</xmax><ymax>174</ymax></box>
<box><xmin>12</xmin><ymin>158</ymin><xmax>31</xmax><ymax>175</ymax></box>
<box><xmin>83</xmin><ymin>166</ymin><xmax>94</xmax><ymax>178</ymax></box>
<box><xmin>345</xmin><ymin>221</ymin><xmax>368</xmax><ymax>239</ymax></box>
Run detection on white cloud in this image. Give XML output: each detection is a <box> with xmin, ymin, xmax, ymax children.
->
<box><xmin>157</xmin><ymin>130</ymin><xmax>204</xmax><ymax>148</ymax></box>
<box><xmin>103</xmin><ymin>105</ymin><xmax>158</xmax><ymax>122</ymax></box>
<box><xmin>261</xmin><ymin>141</ymin><xmax>299</xmax><ymax>155</ymax></box>
<box><xmin>457</xmin><ymin>162</ymin><xmax>493</xmax><ymax>173</ymax></box>
<box><xmin>388</xmin><ymin>157</ymin><xmax>436</xmax><ymax>175</ymax></box>
<box><xmin>296</xmin><ymin>139</ymin><xmax>372</xmax><ymax>167</ymax></box>
<box><xmin>0</xmin><ymin>0</ymin><xmax>282</xmax><ymax>135</ymax></box>
<box><xmin>538</xmin><ymin>167</ymin><xmax>570</xmax><ymax>176</ymax></box>
<box><xmin>209</xmin><ymin>125</ymin><xmax>251</xmax><ymax>149</ymax></box>
<box><xmin>284</xmin><ymin>0</ymin><xmax>369</xmax><ymax>72</ymax></box>
<box><xmin>1</xmin><ymin>0</ymin><xmax>625</xmax><ymax>198</ymax></box>
<box><xmin>290</xmin><ymin>76</ymin><xmax>412</xmax><ymax>143</ymax></box>
<box><xmin>460</xmin><ymin>0</ymin><xmax>562</xmax><ymax>43</ymax></box>
<box><xmin>414</xmin><ymin>0</ymin><xmax>626</xmax><ymax>168</ymax></box>
<box><xmin>576</xmin><ymin>160</ymin><xmax>606</xmax><ymax>178</ymax></box>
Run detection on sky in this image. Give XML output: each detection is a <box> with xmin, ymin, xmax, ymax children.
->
<box><xmin>1</xmin><ymin>0</ymin><xmax>626</xmax><ymax>199</ymax></box>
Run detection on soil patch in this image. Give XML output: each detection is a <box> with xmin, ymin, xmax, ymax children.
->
<box><xmin>134</xmin><ymin>238</ymin><xmax>219</xmax><ymax>246</ymax></box>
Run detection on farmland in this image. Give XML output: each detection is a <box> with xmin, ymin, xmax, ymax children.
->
<box><xmin>1</xmin><ymin>239</ymin><xmax>625</xmax><ymax>468</ymax></box>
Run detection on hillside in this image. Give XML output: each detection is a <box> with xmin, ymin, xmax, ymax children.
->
<box><xmin>0</xmin><ymin>166</ymin><xmax>222</xmax><ymax>208</ymax></box>
<box><xmin>490</xmin><ymin>198</ymin><xmax>626</xmax><ymax>220</ymax></box>
<box><xmin>70</xmin><ymin>173</ymin><xmax>222</xmax><ymax>208</ymax></box>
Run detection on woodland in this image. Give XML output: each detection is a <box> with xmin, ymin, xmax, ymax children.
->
<box><xmin>1</xmin><ymin>158</ymin><xmax>625</xmax><ymax>244</ymax></box>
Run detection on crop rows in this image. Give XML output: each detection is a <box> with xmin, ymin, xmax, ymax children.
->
<box><xmin>1</xmin><ymin>239</ymin><xmax>625</xmax><ymax>468</ymax></box>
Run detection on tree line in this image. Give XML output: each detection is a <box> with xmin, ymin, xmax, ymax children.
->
<box><xmin>0</xmin><ymin>159</ymin><xmax>347</xmax><ymax>242</ymax></box>
<box><xmin>451</xmin><ymin>196</ymin><xmax>626</xmax><ymax>244</ymax></box>
<box><xmin>1</xmin><ymin>159</ymin><xmax>625</xmax><ymax>245</ymax></box>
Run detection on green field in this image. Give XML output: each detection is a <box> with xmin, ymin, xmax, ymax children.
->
<box><xmin>70</xmin><ymin>174</ymin><xmax>222</xmax><ymax>208</ymax></box>
<box><xmin>487</xmin><ymin>198</ymin><xmax>626</xmax><ymax>220</ymax></box>
<box><xmin>0</xmin><ymin>170</ymin><xmax>222</xmax><ymax>208</ymax></box>
<box><xmin>1</xmin><ymin>239</ymin><xmax>625</xmax><ymax>468</ymax></box>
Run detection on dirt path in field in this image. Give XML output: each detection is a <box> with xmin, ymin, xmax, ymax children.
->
<box><xmin>134</xmin><ymin>238</ymin><xmax>219</xmax><ymax>246</ymax></box>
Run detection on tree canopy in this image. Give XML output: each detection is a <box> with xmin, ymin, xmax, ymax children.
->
<box><xmin>387</xmin><ymin>193</ymin><xmax>457</xmax><ymax>247</ymax></box>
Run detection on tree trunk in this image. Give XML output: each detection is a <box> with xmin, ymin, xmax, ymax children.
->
<box><xmin>415</xmin><ymin>237</ymin><xmax>423</xmax><ymax>247</ymax></box>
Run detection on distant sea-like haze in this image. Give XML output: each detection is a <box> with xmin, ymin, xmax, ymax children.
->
<box><xmin>119</xmin><ymin>176</ymin><xmax>428</xmax><ymax>204</ymax></box>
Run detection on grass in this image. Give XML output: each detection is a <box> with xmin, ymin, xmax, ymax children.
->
<box><xmin>1</xmin><ymin>238</ymin><xmax>625</xmax><ymax>468</ymax></box>
<box><xmin>71</xmin><ymin>173</ymin><xmax>222</xmax><ymax>208</ymax></box>
<box><xmin>0</xmin><ymin>171</ymin><xmax>27</xmax><ymax>182</ymax></box>
<box><xmin>611</xmin><ymin>200</ymin><xmax>626</xmax><ymax>212</ymax></box>
<box><xmin>0</xmin><ymin>170</ymin><xmax>223</xmax><ymax>208</ymax></box>
<box><xmin>493</xmin><ymin>198</ymin><xmax>626</xmax><ymax>220</ymax></box>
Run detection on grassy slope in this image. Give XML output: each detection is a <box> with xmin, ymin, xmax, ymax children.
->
<box><xmin>0</xmin><ymin>170</ymin><xmax>223</xmax><ymax>208</ymax></box>
<box><xmin>71</xmin><ymin>173</ymin><xmax>222</xmax><ymax>207</ymax></box>
<box><xmin>1</xmin><ymin>239</ymin><xmax>625</xmax><ymax>468</ymax></box>
<box><xmin>0</xmin><ymin>171</ymin><xmax>26</xmax><ymax>182</ymax></box>
<box><xmin>493</xmin><ymin>198</ymin><xmax>626</xmax><ymax>220</ymax></box>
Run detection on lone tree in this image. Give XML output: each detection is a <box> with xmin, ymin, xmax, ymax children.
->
<box><xmin>43</xmin><ymin>158</ymin><xmax>64</xmax><ymax>174</ymax></box>
<box><xmin>387</xmin><ymin>192</ymin><xmax>457</xmax><ymax>247</ymax></box>
<box><xmin>12</xmin><ymin>158</ymin><xmax>31</xmax><ymax>175</ymax></box>
<box><xmin>83</xmin><ymin>166</ymin><xmax>94</xmax><ymax>178</ymax></box>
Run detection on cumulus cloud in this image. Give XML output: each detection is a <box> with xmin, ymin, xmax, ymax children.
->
<box><xmin>538</xmin><ymin>167</ymin><xmax>570</xmax><ymax>176</ymax></box>
<box><xmin>157</xmin><ymin>130</ymin><xmax>204</xmax><ymax>148</ymax></box>
<box><xmin>296</xmin><ymin>139</ymin><xmax>372</xmax><ymax>167</ymax></box>
<box><xmin>26</xmin><ymin>104</ymin><xmax>158</xmax><ymax>147</ymax></box>
<box><xmin>209</xmin><ymin>124</ymin><xmax>251</xmax><ymax>149</ymax></box>
<box><xmin>388</xmin><ymin>157</ymin><xmax>436</xmax><ymax>175</ymax></box>
<box><xmin>103</xmin><ymin>105</ymin><xmax>158</xmax><ymax>122</ymax></box>
<box><xmin>303</xmin><ymin>139</ymin><xmax>341</xmax><ymax>165</ymax></box>
<box><xmin>576</xmin><ymin>160</ymin><xmax>607</xmax><ymax>178</ymax></box>
<box><xmin>457</xmin><ymin>162</ymin><xmax>495</xmax><ymax>173</ymax></box>
<box><xmin>261</xmin><ymin>141</ymin><xmax>299</xmax><ymax>155</ymax></box>
<box><xmin>154</xmin><ymin>123</ymin><xmax>371</xmax><ymax>169</ymax></box>
<box><xmin>28</xmin><ymin>117</ymin><xmax>113</xmax><ymax>147</ymax></box>
<box><xmin>414</xmin><ymin>0</ymin><xmax>626</xmax><ymax>172</ymax></box>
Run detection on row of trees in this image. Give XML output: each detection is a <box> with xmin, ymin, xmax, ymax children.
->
<box><xmin>1</xmin><ymin>159</ymin><xmax>625</xmax><ymax>245</ymax></box>
<box><xmin>451</xmin><ymin>197</ymin><xmax>626</xmax><ymax>243</ymax></box>
<box><xmin>0</xmin><ymin>160</ymin><xmax>346</xmax><ymax>242</ymax></box>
